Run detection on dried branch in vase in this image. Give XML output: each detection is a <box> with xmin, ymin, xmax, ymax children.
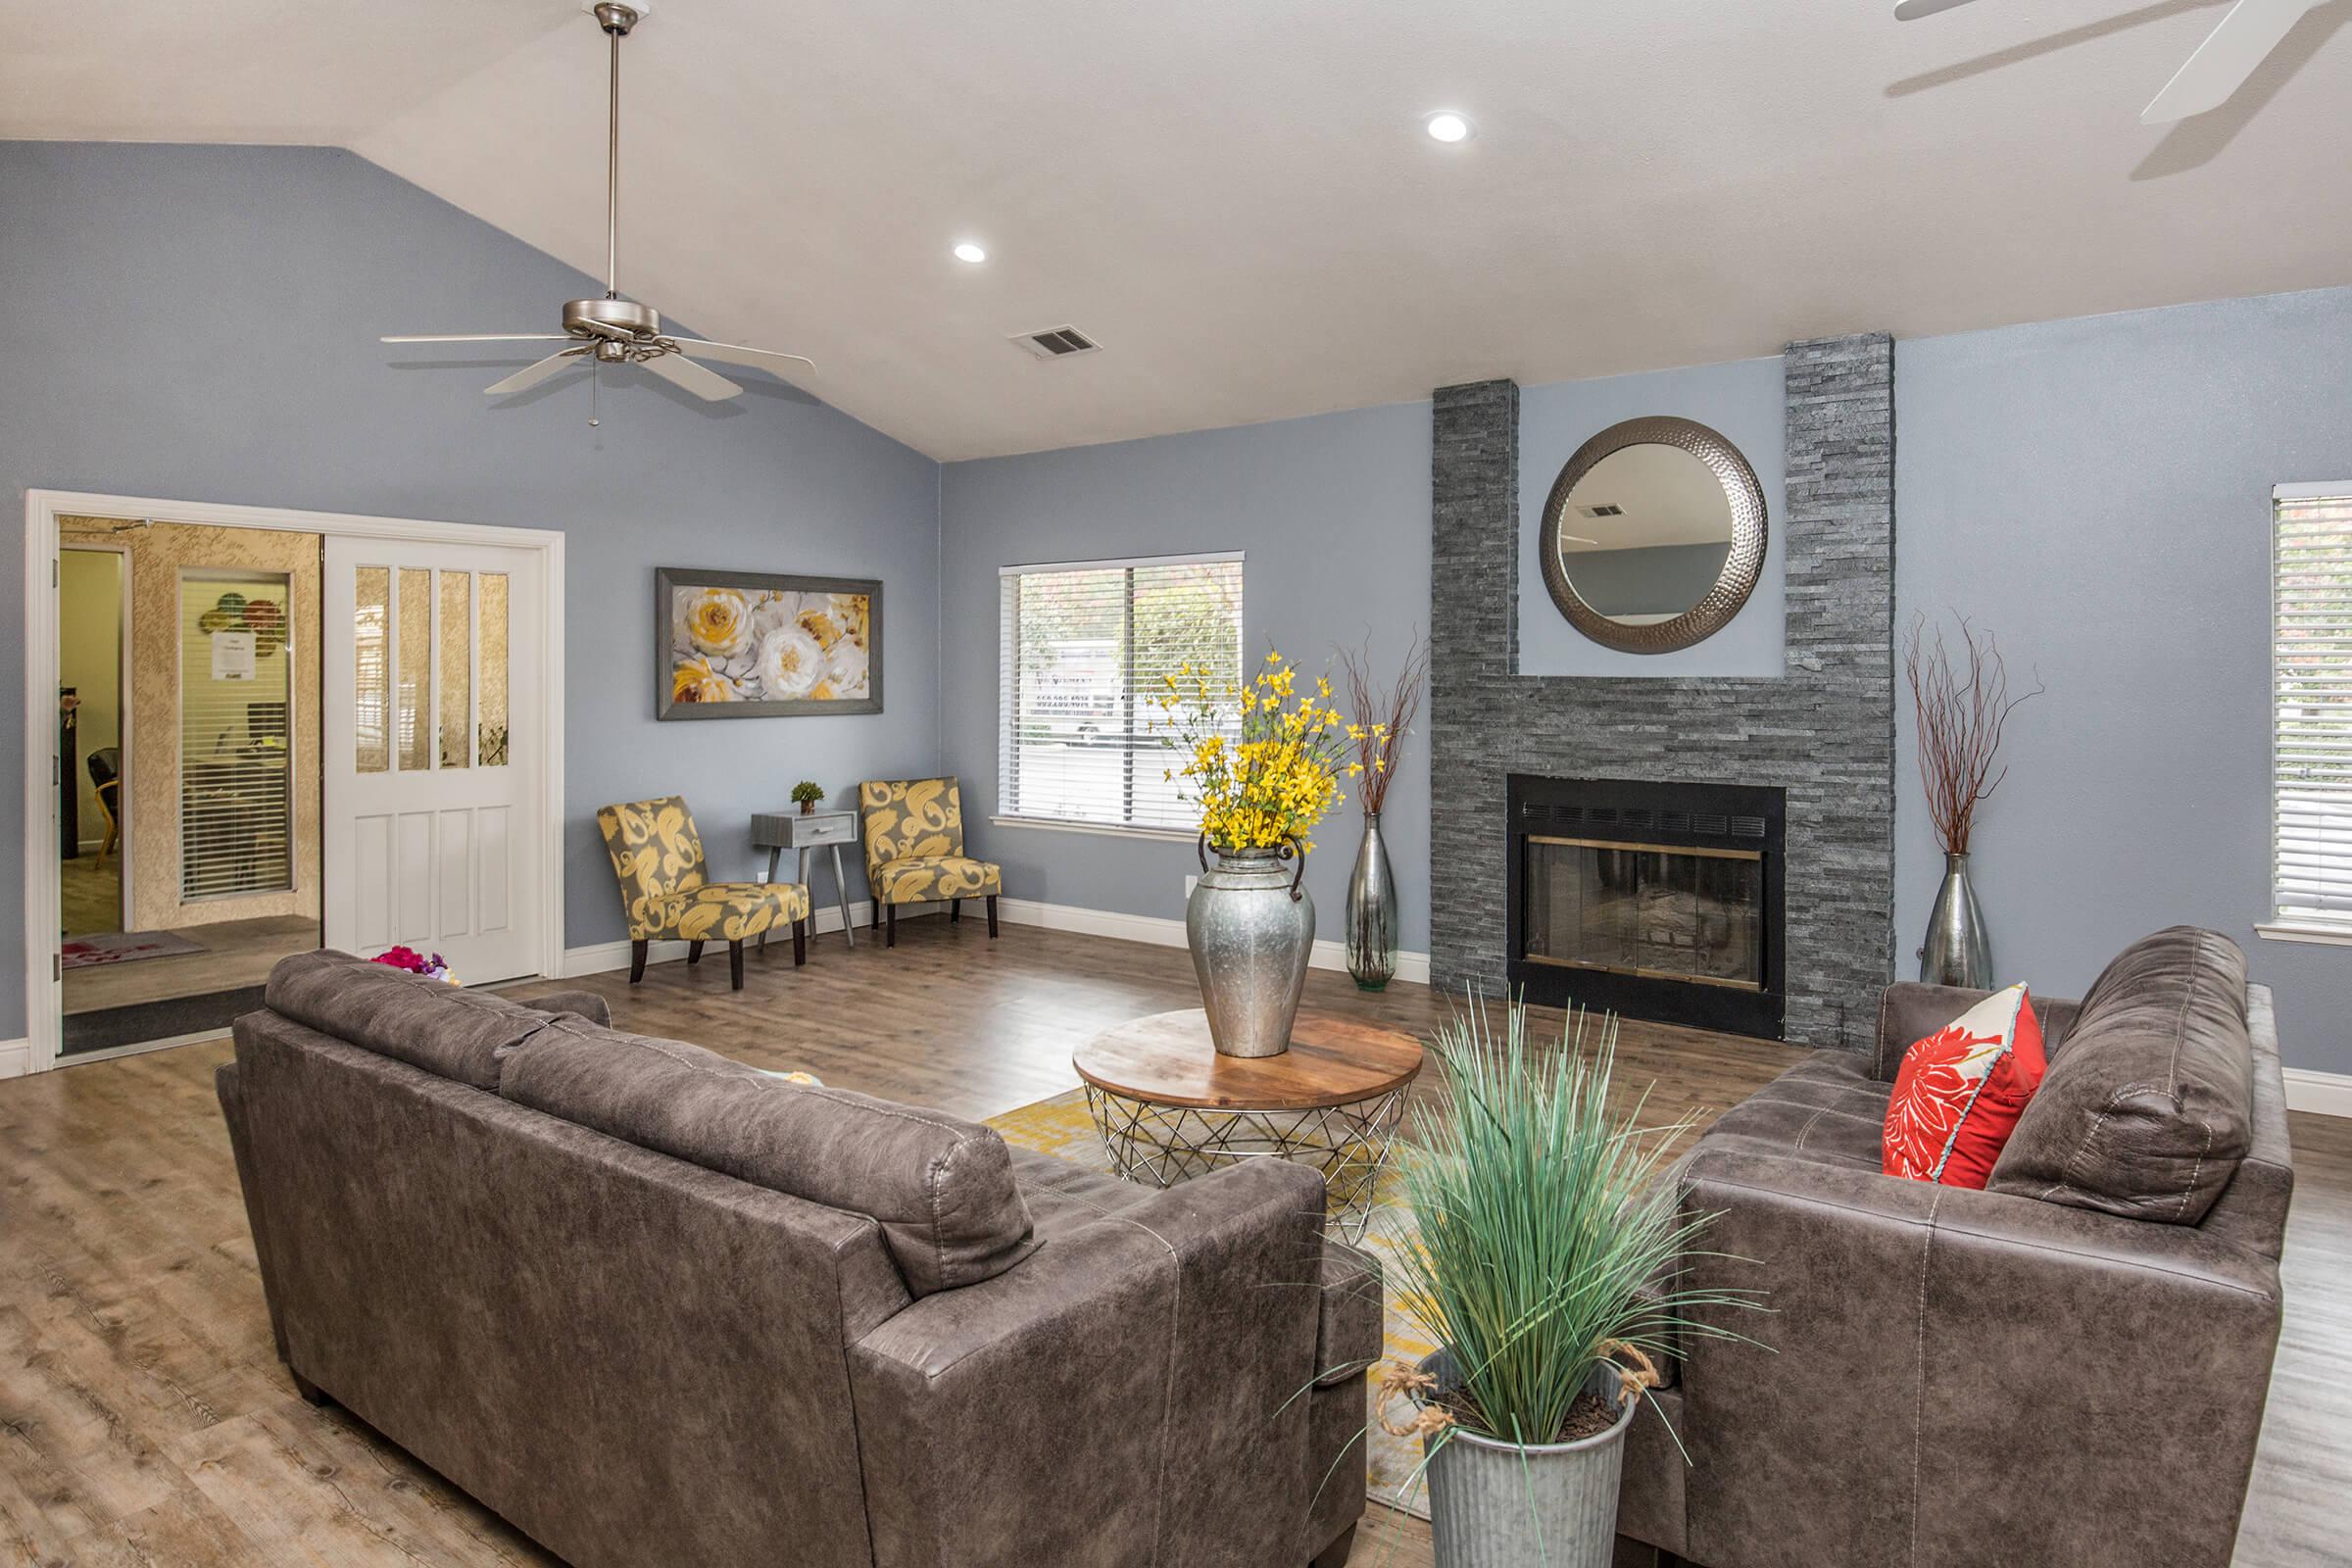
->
<box><xmin>1903</xmin><ymin>612</ymin><xmax>2043</xmax><ymax>857</ymax></box>
<box><xmin>1337</xmin><ymin>631</ymin><xmax>1427</xmax><ymax>817</ymax></box>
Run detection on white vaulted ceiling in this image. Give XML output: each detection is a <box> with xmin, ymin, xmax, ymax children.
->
<box><xmin>7</xmin><ymin>0</ymin><xmax>2351</xmax><ymax>459</ymax></box>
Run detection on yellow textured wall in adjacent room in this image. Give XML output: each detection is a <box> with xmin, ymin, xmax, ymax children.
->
<box><xmin>59</xmin><ymin>548</ymin><xmax>124</xmax><ymax>847</ymax></box>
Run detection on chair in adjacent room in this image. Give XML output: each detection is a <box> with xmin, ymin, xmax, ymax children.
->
<box><xmin>857</xmin><ymin>776</ymin><xmax>1002</xmax><ymax>948</ymax></box>
<box><xmin>596</xmin><ymin>796</ymin><xmax>809</xmax><ymax>990</ymax></box>
<box><xmin>86</xmin><ymin>747</ymin><xmax>122</xmax><ymax>869</ymax></box>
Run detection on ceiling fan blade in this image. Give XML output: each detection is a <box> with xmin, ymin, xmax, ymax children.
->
<box><xmin>484</xmin><ymin>347</ymin><xmax>590</xmax><ymax>397</ymax></box>
<box><xmin>1893</xmin><ymin>0</ymin><xmax>1986</xmax><ymax>19</ymax></box>
<box><xmin>2141</xmin><ymin>0</ymin><xmax>2316</xmax><ymax>122</ymax></box>
<box><xmin>641</xmin><ymin>352</ymin><xmax>743</xmax><ymax>401</ymax></box>
<box><xmin>383</xmin><ymin>332</ymin><xmax>571</xmax><ymax>345</ymax></box>
<box><xmin>668</xmin><ymin>337</ymin><xmax>817</xmax><ymax>374</ymax></box>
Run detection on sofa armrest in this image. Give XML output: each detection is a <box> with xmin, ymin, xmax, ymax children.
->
<box><xmin>1872</xmin><ymin>981</ymin><xmax>2082</xmax><ymax>1080</ymax></box>
<box><xmin>1673</xmin><ymin>1144</ymin><xmax>2280</xmax><ymax>1568</ymax></box>
<box><xmin>520</xmin><ymin>988</ymin><xmax>612</xmax><ymax>1026</ymax></box>
<box><xmin>1315</xmin><ymin>1238</ymin><xmax>1384</xmax><ymax>1387</ymax></box>
<box><xmin>847</xmin><ymin>1157</ymin><xmax>1329</xmax><ymax>1568</ymax></box>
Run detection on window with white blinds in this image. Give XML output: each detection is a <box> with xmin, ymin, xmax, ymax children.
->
<box><xmin>998</xmin><ymin>554</ymin><xmax>1243</xmax><ymax>832</ymax></box>
<box><xmin>2274</xmin><ymin>491</ymin><xmax>2352</xmax><ymax>925</ymax></box>
<box><xmin>180</xmin><ymin>570</ymin><xmax>294</xmax><ymax>900</ymax></box>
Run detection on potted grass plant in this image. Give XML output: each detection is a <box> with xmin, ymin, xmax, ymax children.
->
<box><xmin>1384</xmin><ymin>1002</ymin><xmax>1762</xmax><ymax>1568</ymax></box>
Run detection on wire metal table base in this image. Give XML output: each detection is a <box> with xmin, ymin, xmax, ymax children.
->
<box><xmin>1082</xmin><ymin>1083</ymin><xmax>1410</xmax><ymax>1243</ymax></box>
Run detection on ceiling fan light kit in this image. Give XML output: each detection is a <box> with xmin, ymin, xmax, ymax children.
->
<box><xmin>382</xmin><ymin>0</ymin><xmax>811</xmax><ymax>424</ymax></box>
<box><xmin>1896</xmin><ymin>0</ymin><xmax>2325</xmax><ymax>124</ymax></box>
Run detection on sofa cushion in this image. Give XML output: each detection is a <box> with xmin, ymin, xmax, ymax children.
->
<box><xmin>1987</xmin><ymin>927</ymin><xmax>2252</xmax><ymax>1224</ymax></box>
<box><xmin>264</xmin><ymin>950</ymin><xmax>551</xmax><ymax>1090</ymax></box>
<box><xmin>501</xmin><ymin>1015</ymin><xmax>1037</xmax><ymax>1296</ymax></box>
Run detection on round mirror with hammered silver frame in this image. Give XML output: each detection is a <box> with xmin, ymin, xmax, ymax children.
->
<box><xmin>1539</xmin><ymin>416</ymin><xmax>1767</xmax><ymax>655</ymax></box>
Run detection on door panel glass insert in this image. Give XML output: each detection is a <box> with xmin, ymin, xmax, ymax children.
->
<box><xmin>179</xmin><ymin>570</ymin><xmax>294</xmax><ymax>899</ymax></box>
<box><xmin>1522</xmin><ymin>837</ymin><xmax>1763</xmax><ymax>989</ymax></box>
<box><xmin>355</xmin><ymin>565</ymin><xmax>389</xmax><ymax>773</ymax></box>
<box><xmin>478</xmin><ymin>571</ymin><xmax>509</xmax><ymax>767</ymax></box>
<box><xmin>438</xmin><ymin>570</ymin><xmax>472</xmax><ymax>769</ymax></box>
<box><xmin>397</xmin><ymin>567</ymin><xmax>431</xmax><ymax>771</ymax></box>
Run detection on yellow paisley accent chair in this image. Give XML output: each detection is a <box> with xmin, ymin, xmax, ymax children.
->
<box><xmin>858</xmin><ymin>776</ymin><xmax>1003</xmax><ymax>948</ymax></box>
<box><xmin>597</xmin><ymin>796</ymin><xmax>811</xmax><ymax>990</ymax></box>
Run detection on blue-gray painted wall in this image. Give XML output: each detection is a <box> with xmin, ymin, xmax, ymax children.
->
<box><xmin>3</xmin><ymin>141</ymin><xmax>942</xmax><ymax>1038</ymax></box>
<box><xmin>1895</xmin><ymin>284</ymin><xmax>2352</xmax><ymax>1077</ymax></box>
<box><xmin>938</xmin><ymin>404</ymin><xmax>1434</xmax><ymax>952</ymax></box>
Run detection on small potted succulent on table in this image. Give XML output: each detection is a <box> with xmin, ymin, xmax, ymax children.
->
<box><xmin>790</xmin><ymin>780</ymin><xmax>825</xmax><ymax>816</ymax></box>
<box><xmin>1383</xmin><ymin>1001</ymin><xmax>1764</xmax><ymax>1566</ymax></box>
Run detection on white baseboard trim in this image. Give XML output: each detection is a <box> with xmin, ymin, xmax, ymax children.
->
<box><xmin>0</xmin><ymin>1037</ymin><xmax>27</xmax><ymax>1079</ymax></box>
<box><xmin>2284</xmin><ymin>1066</ymin><xmax>2352</xmax><ymax>1119</ymax></box>
<box><xmin>562</xmin><ymin>900</ymin><xmax>880</xmax><ymax>979</ymax></box>
<box><xmin>996</xmin><ymin>897</ymin><xmax>1431</xmax><ymax>987</ymax></box>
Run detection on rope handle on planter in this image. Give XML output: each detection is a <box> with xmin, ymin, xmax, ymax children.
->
<box><xmin>1375</xmin><ymin>1345</ymin><xmax>1662</xmax><ymax>1442</ymax></box>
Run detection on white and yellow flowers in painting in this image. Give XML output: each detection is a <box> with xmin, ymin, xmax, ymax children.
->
<box><xmin>668</xmin><ymin>583</ymin><xmax>872</xmax><ymax>707</ymax></box>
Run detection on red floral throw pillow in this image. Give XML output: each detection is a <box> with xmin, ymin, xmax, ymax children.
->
<box><xmin>1883</xmin><ymin>984</ymin><xmax>2047</xmax><ymax>1189</ymax></box>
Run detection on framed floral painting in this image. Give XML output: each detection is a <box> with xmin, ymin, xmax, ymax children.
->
<box><xmin>656</xmin><ymin>568</ymin><xmax>882</xmax><ymax>719</ymax></box>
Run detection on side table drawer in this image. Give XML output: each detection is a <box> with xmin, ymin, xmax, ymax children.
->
<box><xmin>792</xmin><ymin>812</ymin><xmax>857</xmax><ymax>848</ymax></box>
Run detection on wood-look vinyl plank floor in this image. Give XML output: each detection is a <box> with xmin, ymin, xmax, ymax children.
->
<box><xmin>1</xmin><ymin>920</ymin><xmax>2344</xmax><ymax>1567</ymax></box>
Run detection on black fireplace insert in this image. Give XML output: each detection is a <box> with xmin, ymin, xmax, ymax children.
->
<box><xmin>1505</xmin><ymin>774</ymin><xmax>1786</xmax><ymax>1039</ymax></box>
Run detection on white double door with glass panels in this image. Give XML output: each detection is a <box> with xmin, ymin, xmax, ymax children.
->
<box><xmin>322</xmin><ymin>537</ymin><xmax>545</xmax><ymax>984</ymax></box>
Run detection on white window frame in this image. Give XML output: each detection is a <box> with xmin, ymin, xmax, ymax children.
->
<box><xmin>994</xmin><ymin>550</ymin><xmax>1242</xmax><ymax>842</ymax></box>
<box><xmin>2261</xmin><ymin>482</ymin><xmax>2352</xmax><ymax>947</ymax></box>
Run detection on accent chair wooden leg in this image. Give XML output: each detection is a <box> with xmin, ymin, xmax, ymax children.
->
<box><xmin>687</xmin><ymin>939</ymin><xmax>705</xmax><ymax>966</ymax></box>
<box><xmin>886</xmin><ymin>904</ymin><xmax>898</xmax><ymax>948</ymax></box>
<box><xmin>987</xmin><ymin>893</ymin><xmax>1000</xmax><ymax>938</ymax></box>
<box><xmin>629</xmin><ymin>939</ymin><xmax>649</xmax><ymax>984</ymax></box>
<box><xmin>1308</xmin><ymin>1525</ymin><xmax>1355</xmax><ymax>1568</ymax></box>
<box><xmin>728</xmin><ymin>939</ymin><xmax>746</xmax><ymax>990</ymax></box>
<box><xmin>793</xmin><ymin>917</ymin><xmax>808</xmax><ymax>967</ymax></box>
<box><xmin>950</xmin><ymin>898</ymin><xmax>961</xmax><ymax>924</ymax></box>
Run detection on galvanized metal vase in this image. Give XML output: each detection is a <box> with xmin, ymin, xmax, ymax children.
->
<box><xmin>1346</xmin><ymin>812</ymin><xmax>1399</xmax><ymax>992</ymax></box>
<box><xmin>1919</xmin><ymin>851</ymin><xmax>1993</xmax><ymax>988</ymax></box>
<box><xmin>1419</xmin><ymin>1353</ymin><xmax>1637</xmax><ymax>1568</ymax></box>
<box><xmin>1187</xmin><ymin>839</ymin><xmax>1314</xmax><ymax>1058</ymax></box>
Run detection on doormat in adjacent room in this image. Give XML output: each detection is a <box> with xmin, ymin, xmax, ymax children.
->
<box><xmin>988</xmin><ymin>1087</ymin><xmax>1437</xmax><ymax>1520</ymax></box>
<box><xmin>61</xmin><ymin>929</ymin><xmax>207</xmax><ymax>969</ymax></box>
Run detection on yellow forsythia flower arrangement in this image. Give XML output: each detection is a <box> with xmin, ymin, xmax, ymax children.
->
<box><xmin>1152</xmin><ymin>650</ymin><xmax>1359</xmax><ymax>854</ymax></box>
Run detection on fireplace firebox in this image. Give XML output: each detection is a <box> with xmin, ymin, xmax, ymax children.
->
<box><xmin>1506</xmin><ymin>775</ymin><xmax>1786</xmax><ymax>1039</ymax></box>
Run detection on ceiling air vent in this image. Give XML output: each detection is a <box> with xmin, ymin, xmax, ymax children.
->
<box><xmin>1579</xmin><ymin>504</ymin><xmax>1625</xmax><ymax>518</ymax></box>
<box><xmin>1011</xmin><ymin>325</ymin><xmax>1102</xmax><ymax>361</ymax></box>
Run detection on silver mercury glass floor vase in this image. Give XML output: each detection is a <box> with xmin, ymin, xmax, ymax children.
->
<box><xmin>1186</xmin><ymin>841</ymin><xmax>1314</xmax><ymax>1058</ymax></box>
<box><xmin>1919</xmin><ymin>850</ymin><xmax>1993</xmax><ymax>988</ymax></box>
<box><xmin>1345</xmin><ymin>811</ymin><xmax>1398</xmax><ymax>991</ymax></box>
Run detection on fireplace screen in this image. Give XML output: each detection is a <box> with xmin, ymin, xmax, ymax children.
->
<box><xmin>1521</xmin><ymin>837</ymin><xmax>1764</xmax><ymax>990</ymax></box>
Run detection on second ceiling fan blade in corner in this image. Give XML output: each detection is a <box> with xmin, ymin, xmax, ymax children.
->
<box><xmin>485</xmin><ymin>347</ymin><xmax>590</xmax><ymax>397</ymax></box>
<box><xmin>642</xmin><ymin>353</ymin><xmax>743</xmax><ymax>401</ymax></box>
<box><xmin>669</xmin><ymin>338</ymin><xmax>817</xmax><ymax>374</ymax></box>
<box><xmin>2141</xmin><ymin>0</ymin><xmax>2317</xmax><ymax>122</ymax></box>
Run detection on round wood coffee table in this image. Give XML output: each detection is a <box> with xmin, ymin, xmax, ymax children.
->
<box><xmin>1072</xmin><ymin>1008</ymin><xmax>1425</xmax><ymax>1242</ymax></box>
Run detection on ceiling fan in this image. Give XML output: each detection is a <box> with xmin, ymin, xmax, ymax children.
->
<box><xmin>382</xmin><ymin>2</ymin><xmax>812</xmax><ymax>420</ymax></box>
<box><xmin>1895</xmin><ymin>0</ymin><xmax>2328</xmax><ymax>123</ymax></box>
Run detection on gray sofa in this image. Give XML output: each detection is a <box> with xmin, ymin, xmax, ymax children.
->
<box><xmin>218</xmin><ymin>951</ymin><xmax>1377</xmax><ymax>1568</ymax></box>
<box><xmin>1615</xmin><ymin>926</ymin><xmax>2293</xmax><ymax>1568</ymax></box>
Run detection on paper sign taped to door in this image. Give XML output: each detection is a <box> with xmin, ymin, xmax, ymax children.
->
<box><xmin>211</xmin><ymin>630</ymin><xmax>257</xmax><ymax>681</ymax></box>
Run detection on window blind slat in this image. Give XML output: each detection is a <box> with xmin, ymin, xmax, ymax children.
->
<box><xmin>999</xmin><ymin>557</ymin><xmax>1242</xmax><ymax>832</ymax></box>
<box><xmin>2274</xmin><ymin>496</ymin><xmax>2352</xmax><ymax>918</ymax></box>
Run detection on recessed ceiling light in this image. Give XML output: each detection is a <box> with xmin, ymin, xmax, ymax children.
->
<box><xmin>953</xmin><ymin>241</ymin><xmax>988</xmax><ymax>265</ymax></box>
<box><xmin>1424</xmin><ymin>111</ymin><xmax>1474</xmax><ymax>144</ymax></box>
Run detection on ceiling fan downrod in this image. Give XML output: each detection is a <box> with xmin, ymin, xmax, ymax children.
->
<box><xmin>592</xmin><ymin>3</ymin><xmax>641</xmax><ymax>301</ymax></box>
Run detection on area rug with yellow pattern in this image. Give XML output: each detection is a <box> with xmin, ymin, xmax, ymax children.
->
<box><xmin>986</xmin><ymin>1087</ymin><xmax>1433</xmax><ymax>1519</ymax></box>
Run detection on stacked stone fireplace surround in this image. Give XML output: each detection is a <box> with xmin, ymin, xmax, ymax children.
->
<box><xmin>1428</xmin><ymin>335</ymin><xmax>1896</xmax><ymax>1052</ymax></box>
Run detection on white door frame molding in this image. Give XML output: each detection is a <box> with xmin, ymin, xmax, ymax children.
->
<box><xmin>24</xmin><ymin>488</ymin><xmax>566</xmax><ymax>1074</ymax></box>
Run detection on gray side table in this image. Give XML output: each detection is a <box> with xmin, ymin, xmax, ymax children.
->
<box><xmin>752</xmin><ymin>809</ymin><xmax>859</xmax><ymax>950</ymax></box>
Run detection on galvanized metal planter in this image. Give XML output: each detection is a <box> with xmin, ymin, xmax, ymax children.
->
<box><xmin>1419</xmin><ymin>1355</ymin><xmax>1638</xmax><ymax>1568</ymax></box>
<box><xmin>1346</xmin><ymin>813</ymin><xmax>1399</xmax><ymax>991</ymax></box>
<box><xmin>1187</xmin><ymin>840</ymin><xmax>1314</xmax><ymax>1058</ymax></box>
<box><xmin>1919</xmin><ymin>851</ymin><xmax>1992</xmax><ymax>988</ymax></box>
